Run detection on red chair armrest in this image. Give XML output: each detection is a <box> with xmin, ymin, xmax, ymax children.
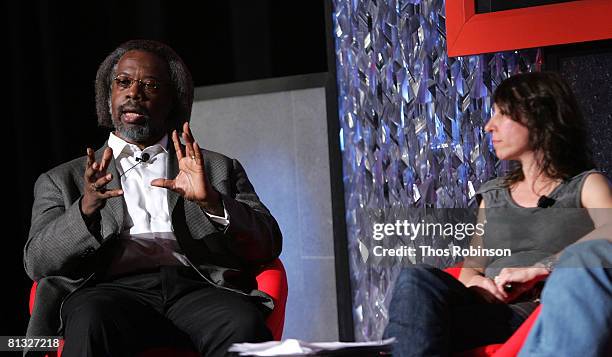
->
<box><xmin>443</xmin><ymin>261</ymin><xmax>464</xmax><ymax>280</ymax></box>
<box><xmin>256</xmin><ymin>258</ymin><xmax>288</xmax><ymax>341</ymax></box>
<box><xmin>491</xmin><ymin>305</ymin><xmax>542</xmax><ymax>357</ymax></box>
<box><xmin>29</xmin><ymin>281</ymin><xmax>38</xmax><ymax>315</ymax></box>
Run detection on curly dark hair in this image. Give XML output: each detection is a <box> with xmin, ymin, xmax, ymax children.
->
<box><xmin>95</xmin><ymin>39</ymin><xmax>193</xmax><ymax>132</ymax></box>
<box><xmin>493</xmin><ymin>71</ymin><xmax>594</xmax><ymax>185</ymax></box>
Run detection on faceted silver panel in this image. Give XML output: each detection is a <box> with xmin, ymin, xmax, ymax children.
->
<box><xmin>332</xmin><ymin>0</ymin><xmax>538</xmax><ymax>341</ymax></box>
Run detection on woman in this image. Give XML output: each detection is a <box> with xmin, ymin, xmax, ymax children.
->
<box><xmin>383</xmin><ymin>72</ymin><xmax>612</xmax><ymax>356</ymax></box>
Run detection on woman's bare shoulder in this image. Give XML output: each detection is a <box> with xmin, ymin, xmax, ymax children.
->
<box><xmin>581</xmin><ymin>172</ymin><xmax>612</xmax><ymax>209</ymax></box>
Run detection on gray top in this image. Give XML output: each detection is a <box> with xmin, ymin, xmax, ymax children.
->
<box><xmin>476</xmin><ymin>170</ymin><xmax>597</xmax><ymax>278</ymax></box>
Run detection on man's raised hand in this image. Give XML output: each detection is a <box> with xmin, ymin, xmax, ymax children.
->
<box><xmin>151</xmin><ymin>122</ymin><xmax>223</xmax><ymax>216</ymax></box>
<box><xmin>81</xmin><ymin>147</ymin><xmax>123</xmax><ymax>216</ymax></box>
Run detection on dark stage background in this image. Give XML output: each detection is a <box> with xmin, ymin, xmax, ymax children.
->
<box><xmin>4</xmin><ymin>0</ymin><xmax>327</xmax><ymax>337</ymax></box>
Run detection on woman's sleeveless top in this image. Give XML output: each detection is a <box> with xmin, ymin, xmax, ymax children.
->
<box><xmin>476</xmin><ymin>170</ymin><xmax>597</xmax><ymax>278</ymax></box>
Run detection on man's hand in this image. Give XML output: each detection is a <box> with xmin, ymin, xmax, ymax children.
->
<box><xmin>493</xmin><ymin>267</ymin><xmax>550</xmax><ymax>303</ymax></box>
<box><xmin>81</xmin><ymin>147</ymin><xmax>124</xmax><ymax>216</ymax></box>
<box><xmin>466</xmin><ymin>274</ymin><xmax>508</xmax><ymax>303</ymax></box>
<box><xmin>151</xmin><ymin>122</ymin><xmax>223</xmax><ymax>216</ymax></box>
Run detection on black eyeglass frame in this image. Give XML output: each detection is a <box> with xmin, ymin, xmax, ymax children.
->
<box><xmin>112</xmin><ymin>75</ymin><xmax>168</xmax><ymax>94</ymax></box>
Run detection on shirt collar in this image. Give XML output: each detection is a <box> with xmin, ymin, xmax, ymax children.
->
<box><xmin>108</xmin><ymin>132</ymin><xmax>169</xmax><ymax>160</ymax></box>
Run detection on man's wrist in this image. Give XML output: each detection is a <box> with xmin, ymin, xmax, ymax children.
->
<box><xmin>79</xmin><ymin>196</ymin><xmax>102</xmax><ymax>240</ymax></box>
<box><xmin>197</xmin><ymin>191</ymin><xmax>224</xmax><ymax>216</ymax></box>
<box><xmin>79</xmin><ymin>197</ymin><xmax>100</xmax><ymax>221</ymax></box>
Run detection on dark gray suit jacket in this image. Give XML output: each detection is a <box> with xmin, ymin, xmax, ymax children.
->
<box><xmin>24</xmin><ymin>142</ymin><xmax>282</xmax><ymax>355</ymax></box>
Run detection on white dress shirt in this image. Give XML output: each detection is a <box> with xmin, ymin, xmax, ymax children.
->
<box><xmin>104</xmin><ymin>132</ymin><xmax>228</xmax><ymax>277</ymax></box>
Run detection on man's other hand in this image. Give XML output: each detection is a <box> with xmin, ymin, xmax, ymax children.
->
<box><xmin>151</xmin><ymin>122</ymin><xmax>223</xmax><ymax>216</ymax></box>
<box><xmin>81</xmin><ymin>147</ymin><xmax>124</xmax><ymax>216</ymax></box>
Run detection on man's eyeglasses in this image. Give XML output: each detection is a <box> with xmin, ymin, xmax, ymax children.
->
<box><xmin>113</xmin><ymin>75</ymin><xmax>166</xmax><ymax>94</ymax></box>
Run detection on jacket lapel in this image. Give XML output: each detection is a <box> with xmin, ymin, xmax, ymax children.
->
<box><xmin>166</xmin><ymin>138</ymin><xmax>181</xmax><ymax>215</ymax></box>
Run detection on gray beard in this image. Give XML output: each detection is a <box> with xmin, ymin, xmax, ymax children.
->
<box><xmin>112</xmin><ymin>116</ymin><xmax>164</xmax><ymax>143</ymax></box>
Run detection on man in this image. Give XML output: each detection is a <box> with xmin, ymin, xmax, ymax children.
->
<box><xmin>24</xmin><ymin>39</ymin><xmax>282</xmax><ymax>357</ymax></box>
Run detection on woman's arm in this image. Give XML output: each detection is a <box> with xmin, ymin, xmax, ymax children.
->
<box><xmin>578</xmin><ymin>173</ymin><xmax>612</xmax><ymax>241</ymax></box>
<box><xmin>459</xmin><ymin>200</ymin><xmax>508</xmax><ymax>302</ymax></box>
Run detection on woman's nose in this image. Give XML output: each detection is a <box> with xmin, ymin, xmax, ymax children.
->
<box><xmin>484</xmin><ymin>118</ymin><xmax>493</xmax><ymax>133</ymax></box>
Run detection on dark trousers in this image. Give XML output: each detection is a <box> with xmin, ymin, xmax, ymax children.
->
<box><xmin>383</xmin><ymin>264</ymin><xmax>529</xmax><ymax>357</ymax></box>
<box><xmin>60</xmin><ymin>266</ymin><xmax>272</xmax><ymax>357</ymax></box>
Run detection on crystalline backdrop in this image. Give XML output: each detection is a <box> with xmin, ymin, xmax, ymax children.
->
<box><xmin>332</xmin><ymin>0</ymin><xmax>538</xmax><ymax>340</ymax></box>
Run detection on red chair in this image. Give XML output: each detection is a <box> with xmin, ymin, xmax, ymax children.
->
<box><xmin>29</xmin><ymin>259</ymin><xmax>288</xmax><ymax>357</ymax></box>
<box><xmin>443</xmin><ymin>263</ymin><xmax>541</xmax><ymax>357</ymax></box>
